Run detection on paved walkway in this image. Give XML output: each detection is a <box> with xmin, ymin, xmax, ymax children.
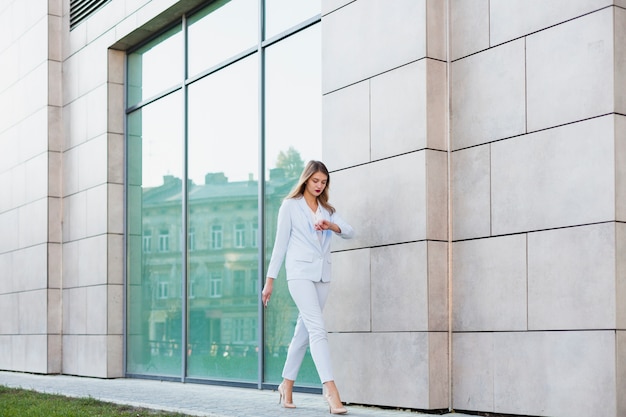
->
<box><xmin>0</xmin><ymin>371</ymin><xmax>474</xmax><ymax>417</ymax></box>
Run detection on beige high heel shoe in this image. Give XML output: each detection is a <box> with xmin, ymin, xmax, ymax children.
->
<box><xmin>324</xmin><ymin>394</ymin><xmax>348</xmax><ymax>414</ymax></box>
<box><xmin>277</xmin><ymin>383</ymin><xmax>296</xmax><ymax>409</ymax></box>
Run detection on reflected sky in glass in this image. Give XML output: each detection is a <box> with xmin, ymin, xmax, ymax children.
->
<box><xmin>128</xmin><ymin>27</ymin><xmax>183</xmax><ymax>107</ymax></box>
<box><xmin>265</xmin><ymin>0</ymin><xmax>320</xmax><ymax>39</ymax></box>
<box><xmin>188</xmin><ymin>0</ymin><xmax>257</xmax><ymax>78</ymax></box>
<box><xmin>265</xmin><ymin>24</ymin><xmax>322</xmax><ymax>171</ymax></box>
<box><xmin>188</xmin><ymin>55</ymin><xmax>258</xmax><ymax>184</ymax></box>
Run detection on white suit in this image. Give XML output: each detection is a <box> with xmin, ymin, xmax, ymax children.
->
<box><xmin>266</xmin><ymin>197</ymin><xmax>354</xmax><ymax>383</ymax></box>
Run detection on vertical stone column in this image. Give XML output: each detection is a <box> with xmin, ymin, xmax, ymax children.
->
<box><xmin>60</xmin><ymin>2</ymin><xmax>124</xmax><ymax>378</ymax></box>
<box><xmin>0</xmin><ymin>0</ymin><xmax>63</xmax><ymax>375</ymax></box>
<box><xmin>321</xmin><ymin>0</ymin><xmax>449</xmax><ymax>410</ymax></box>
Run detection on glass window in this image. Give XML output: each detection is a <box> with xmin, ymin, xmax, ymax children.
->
<box><xmin>126</xmin><ymin>90</ymin><xmax>184</xmax><ymax>378</ymax></box>
<box><xmin>186</xmin><ymin>53</ymin><xmax>259</xmax><ymax>382</ymax></box>
<box><xmin>265</xmin><ymin>0</ymin><xmax>320</xmax><ymax>39</ymax></box>
<box><xmin>263</xmin><ymin>24</ymin><xmax>322</xmax><ymax>387</ymax></box>
<box><xmin>187</xmin><ymin>0</ymin><xmax>257</xmax><ymax>78</ymax></box>
<box><xmin>126</xmin><ymin>0</ymin><xmax>320</xmax><ymax>387</ymax></box>
<box><xmin>128</xmin><ymin>26</ymin><xmax>183</xmax><ymax>107</ymax></box>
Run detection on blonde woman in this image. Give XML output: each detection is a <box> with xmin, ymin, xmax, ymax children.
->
<box><xmin>262</xmin><ymin>160</ymin><xmax>354</xmax><ymax>414</ymax></box>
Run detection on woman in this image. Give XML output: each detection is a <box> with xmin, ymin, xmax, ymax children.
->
<box><xmin>262</xmin><ymin>160</ymin><xmax>354</xmax><ymax>414</ymax></box>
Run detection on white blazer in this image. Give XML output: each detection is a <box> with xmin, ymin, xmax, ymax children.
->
<box><xmin>266</xmin><ymin>197</ymin><xmax>354</xmax><ymax>282</ymax></box>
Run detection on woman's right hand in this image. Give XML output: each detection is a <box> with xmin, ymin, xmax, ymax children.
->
<box><xmin>262</xmin><ymin>278</ymin><xmax>274</xmax><ymax>307</ymax></box>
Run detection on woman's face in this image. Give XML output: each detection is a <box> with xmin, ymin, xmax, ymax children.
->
<box><xmin>304</xmin><ymin>171</ymin><xmax>328</xmax><ymax>198</ymax></box>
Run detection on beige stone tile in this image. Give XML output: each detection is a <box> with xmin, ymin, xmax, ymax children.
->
<box><xmin>108</xmin><ymin>133</ymin><xmax>123</xmax><ymax>184</ymax></box>
<box><xmin>11</xmin><ymin>164</ymin><xmax>26</xmax><ymax>208</ymax></box>
<box><xmin>452</xmin><ymin>332</ymin><xmax>494</xmax><ymax>412</ymax></box>
<box><xmin>23</xmin><ymin>335</ymin><xmax>48</xmax><ymax>373</ymax></box>
<box><xmin>0</xmin><ymin>171</ymin><xmax>11</xmax><ymax>213</ymax></box>
<box><xmin>617</xmin><ymin>8</ymin><xmax>626</xmax><ymax>115</ymax></box>
<box><xmin>86</xmin><ymin>184</ymin><xmax>108</xmax><ymax>236</ymax></box>
<box><xmin>452</xmin><ymin>145</ymin><xmax>490</xmax><ymax>240</ymax></box>
<box><xmin>490</xmin><ymin>0</ymin><xmax>613</xmax><ymax>45</ymax></box>
<box><xmin>108</xmin><ymin>82</ymin><xmax>124</xmax><ymax>135</ymax></box>
<box><xmin>0</xmin><ymin>210</ymin><xmax>19</xmax><ymax>254</ymax></box>
<box><xmin>428</xmin><ymin>241</ymin><xmax>448</xmax><ymax>331</ymax></box>
<box><xmin>18</xmin><ymin>289</ymin><xmax>48</xmax><ymax>334</ymax></box>
<box><xmin>0</xmin><ymin>252</ymin><xmax>14</xmax><ymax>294</ymax></box>
<box><xmin>371</xmin><ymin>242</ymin><xmax>428</xmax><ymax>331</ymax></box>
<box><xmin>63</xmin><ymin>287</ymin><xmax>87</xmax><ymax>334</ymax></box>
<box><xmin>79</xmin><ymin>235</ymin><xmax>108</xmax><ymax>287</ymax></box>
<box><xmin>527</xmin><ymin>7</ymin><xmax>614</xmax><ymax>131</ymax></box>
<box><xmin>426</xmin><ymin>150</ymin><xmax>448</xmax><ymax>241</ymax></box>
<box><xmin>450</xmin><ymin>0</ymin><xmax>489</xmax><ymax>60</ymax></box>
<box><xmin>108</xmin><ymin>234</ymin><xmax>124</xmax><ymax>285</ymax></box>
<box><xmin>17</xmin><ymin>17</ymin><xmax>47</xmax><ymax>77</ymax></box>
<box><xmin>451</xmin><ymin>38</ymin><xmax>526</xmax><ymax>149</ymax></box>
<box><xmin>453</xmin><ymin>235</ymin><xmax>527</xmax><ymax>331</ymax></box>
<box><xmin>333</xmin><ymin>153</ymin><xmax>430</xmax><ymax>248</ymax></box>
<box><xmin>63</xmin><ymin>191</ymin><xmax>87</xmax><ymax>242</ymax></box>
<box><xmin>322</xmin><ymin>80</ymin><xmax>370</xmax><ymax>169</ymax></box>
<box><xmin>528</xmin><ymin>223</ymin><xmax>616</xmax><ymax>330</ymax></box>
<box><xmin>324</xmin><ymin>248</ymin><xmax>370</xmax><ymax>332</ymax></box>
<box><xmin>426</xmin><ymin>0</ymin><xmax>446</xmax><ymax>60</ymax></box>
<box><xmin>47</xmin><ymin>288</ymin><xmax>62</xmax><ymax>334</ymax></box>
<box><xmin>63</xmin><ymin>146</ymin><xmax>79</xmax><ymax>196</ymax></box>
<box><xmin>617</xmin><ymin>115</ymin><xmax>626</xmax><ymax>223</ymax></box>
<box><xmin>78</xmin><ymin>135</ymin><xmax>108</xmax><ymax>191</ymax></box>
<box><xmin>62</xmin><ymin>335</ymin><xmax>109</xmax><ymax>377</ymax></box>
<box><xmin>618</xmin><ymin>222</ymin><xmax>626</xmax><ymax>330</ymax></box>
<box><xmin>491</xmin><ymin>116</ymin><xmax>615</xmax><ymax>235</ymax></box>
<box><xmin>371</xmin><ymin>60</ymin><xmax>447</xmax><ymax>158</ymax></box>
<box><xmin>62</xmin><ymin>240</ymin><xmax>79</xmax><ymax>288</ymax></box>
<box><xmin>49</xmin><ymin>151</ymin><xmax>62</xmax><ymax>197</ymax></box>
<box><xmin>16</xmin><ymin>199</ymin><xmax>46</xmax><ymax>257</ymax></box>
<box><xmin>329</xmin><ymin>332</ymin><xmax>446</xmax><ymax>409</ymax></box>
<box><xmin>48</xmin><ymin>196</ymin><xmax>62</xmax><ymax>244</ymax></box>
<box><xmin>107</xmin><ymin>48</ymin><xmax>124</xmax><ymax>83</ymax></box>
<box><xmin>47</xmin><ymin>334</ymin><xmax>62</xmax><ymax>373</ymax></box>
<box><xmin>49</xmin><ymin>60</ymin><xmax>62</xmax><ymax>106</ymax></box>
<box><xmin>18</xmin><ymin>108</ymin><xmax>48</xmax><ymax>161</ymax></box>
<box><xmin>323</xmin><ymin>0</ymin><xmax>427</xmax><ymax>92</ymax></box>
<box><xmin>0</xmin><ymin>294</ymin><xmax>19</xmax><ymax>334</ymax></box>
<box><xmin>618</xmin><ymin>331</ymin><xmax>626</xmax><ymax>417</ymax></box>
<box><xmin>64</xmin><ymin>94</ymin><xmax>88</xmax><ymax>149</ymax></box>
<box><xmin>0</xmin><ymin>337</ymin><xmax>12</xmax><ymax>369</ymax></box>
<box><xmin>86</xmin><ymin>84</ymin><xmax>108</xmax><ymax>141</ymax></box>
<box><xmin>48</xmin><ymin>242</ymin><xmax>62</xmax><ymax>288</ymax></box>
<box><xmin>86</xmin><ymin>285</ymin><xmax>108</xmax><ymax>334</ymax></box>
<box><xmin>24</xmin><ymin>153</ymin><xmax>48</xmax><ymax>204</ymax></box>
<box><xmin>107</xmin><ymin>334</ymin><xmax>124</xmax><ymax>377</ymax></box>
<box><xmin>108</xmin><ymin>285</ymin><xmax>123</xmax><ymax>335</ymax></box>
<box><xmin>493</xmin><ymin>331</ymin><xmax>616</xmax><ymax>417</ymax></box>
<box><xmin>12</xmin><ymin>244</ymin><xmax>47</xmax><ymax>292</ymax></box>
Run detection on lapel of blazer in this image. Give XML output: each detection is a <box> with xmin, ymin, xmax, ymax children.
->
<box><xmin>296</xmin><ymin>197</ymin><xmax>323</xmax><ymax>251</ymax></box>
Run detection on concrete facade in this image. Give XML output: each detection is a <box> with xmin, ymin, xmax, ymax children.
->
<box><xmin>0</xmin><ymin>1</ymin><xmax>624</xmax><ymax>417</ymax></box>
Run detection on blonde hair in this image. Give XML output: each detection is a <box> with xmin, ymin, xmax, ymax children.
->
<box><xmin>285</xmin><ymin>160</ymin><xmax>335</xmax><ymax>214</ymax></box>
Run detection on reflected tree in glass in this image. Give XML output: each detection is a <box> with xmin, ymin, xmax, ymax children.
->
<box><xmin>263</xmin><ymin>24</ymin><xmax>322</xmax><ymax>387</ymax></box>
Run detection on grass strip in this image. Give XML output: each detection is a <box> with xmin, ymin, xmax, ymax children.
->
<box><xmin>0</xmin><ymin>385</ymin><xmax>193</xmax><ymax>417</ymax></box>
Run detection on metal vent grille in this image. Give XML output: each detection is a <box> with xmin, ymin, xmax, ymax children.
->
<box><xmin>70</xmin><ymin>0</ymin><xmax>111</xmax><ymax>30</ymax></box>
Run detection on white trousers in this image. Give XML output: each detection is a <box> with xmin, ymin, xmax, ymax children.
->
<box><xmin>282</xmin><ymin>279</ymin><xmax>333</xmax><ymax>383</ymax></box>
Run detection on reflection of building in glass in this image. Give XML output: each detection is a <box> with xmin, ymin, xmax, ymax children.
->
<box><xmin>136</xmin><ymin>169</ymin><xmax>296</xmax><ymax>377</ymax></box>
